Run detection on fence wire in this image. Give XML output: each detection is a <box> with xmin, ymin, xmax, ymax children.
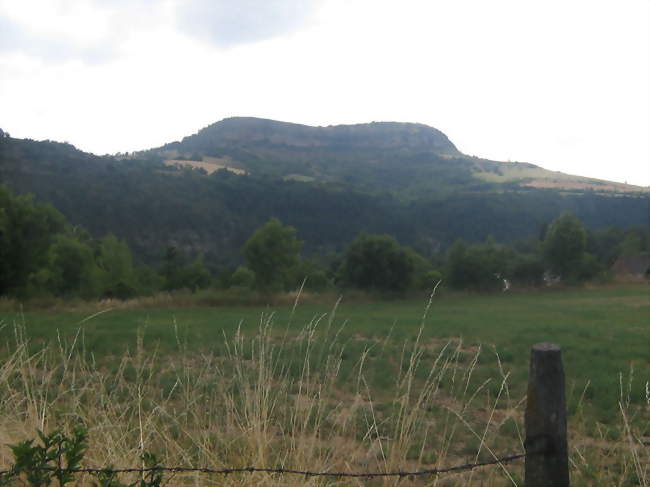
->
<box><xmin>0</xmin><ymin>450</ymin><xmax>538</xmax><ymax>480</ymax></box>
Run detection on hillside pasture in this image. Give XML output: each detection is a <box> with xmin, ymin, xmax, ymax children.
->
<box><xmin>163</xmin><ymin>156</ymin><xmax>247</xmax><ymax>175</ymax></box>
<box><xmin>471</xmin><ymin>160</ymin><xmax>648</xmax><ymax>193</ymax></box>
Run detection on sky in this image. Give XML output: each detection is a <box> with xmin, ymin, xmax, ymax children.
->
<box><xmin>1</xmin><ymin>0</ymin><xmax>648</xmax><ymax>186</ymax></box>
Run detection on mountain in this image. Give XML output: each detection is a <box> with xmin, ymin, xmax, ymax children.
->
<box><xmin>165</xmin><ymin>117</ymin><xmax>460</xmax><ymax>153</ymax></box>
<box><xmin>147</xmin><ymin>117</ymin><xmax>645</xmax><ymax>198</ymax></box>
<box><xmin>1</xmin><ymin>119</ymin><xmax>648</xmax><ymax>269</ymax></box>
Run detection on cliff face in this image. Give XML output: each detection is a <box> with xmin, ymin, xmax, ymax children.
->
<box><xmin>168</xmin><ymin>117</ymin><xmax>460</xmax><ymax>154</ymax></box>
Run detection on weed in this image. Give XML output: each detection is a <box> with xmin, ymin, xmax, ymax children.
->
<box><xmin>2</xmin><ymin>427</ymin><xmax>86</xmax><ymax>486</ymax></box>
<box><xmin>1</xmin><ymin>427</ymin><xmax>165</xmax><ymax>487</ymax></box>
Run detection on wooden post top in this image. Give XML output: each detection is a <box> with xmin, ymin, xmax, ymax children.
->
<box><xmin>532</xmin><ymin>343</ymin><xmax>561</xmax><ymax>352</ymax></box>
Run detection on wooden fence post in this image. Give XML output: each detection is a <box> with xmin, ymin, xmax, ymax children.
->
<box><xmin>524</xmin><ymin>343</ymin><xmax>569</xmax><ymax>487</ymax></box>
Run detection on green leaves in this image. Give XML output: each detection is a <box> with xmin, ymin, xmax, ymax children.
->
<box><xmin>3</xmin><ymin>426</ymin><xmax>87</xmax><ymax>487</ymax></box>
<box><xmin>98</xmin><ymin>234</ymin><xmax>138</xmax><ymax>299</ymax></box>
<box><xmin>161</xmin><ymin>246</ymin><xmax>212</xmax><ymax>292</ymax></box>
<box><xmin>0</xmin><ymin>185</ymin><xmax>65</xmax><ymax>295</ymax></box>
<box><xmin>41</xmin><ymin>233</ymin><xmax>102</xmax><ymax>298</ymax></box>
<box><xmin>137</xmin><ymin>454</ymin><xmax>163</xmax><ymax>487</ymax></box>
<box><xmin>243</xmin><ymin>218</ymin><xmax>302</xmax><ymax>291</ymax></box>
<box><xmin>2</xmin><ymin>428</ymin><xmax>165</xmax><ymax>487</ymax></box>
<box><xmin>446</xmin><ymin>238</ymin><xmax>514</xmax><ymax>291</ymax></box>
<box><xmin>91</xmin><ymin>454</ymin><xmax>163</xmax><ymax>487</ymax></box>
<box><xmin>543</xmin><ymin>212</ymin><xmax>588</xmax><ymax>280</ymax></box>
<box><xmin>342</xmin><ymin>233</ymin><xmax>415</xmax><ymax>292</ymax></box>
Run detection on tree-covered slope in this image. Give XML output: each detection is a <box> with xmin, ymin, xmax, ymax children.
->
<box><xmin>147</xmin><ymin>117</ymin><xmax>477</xmax><ymax>197</ymax></box>
<box><xmin>1</xmin><ymin>124</ymin><xmax>648</xmax><ymax>271</ymax></box>
<box><xmin>148</xmin><ymin>117</ymin><xmax>647</xmax><ymax>198</ymax></box>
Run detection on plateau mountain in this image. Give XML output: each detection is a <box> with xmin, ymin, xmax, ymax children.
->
<box><xmin>1</xmin><ymin>118</ymin><xmax>647</xmax><ymax>269</ymax></box>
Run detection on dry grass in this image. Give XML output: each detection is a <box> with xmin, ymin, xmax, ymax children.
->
<box><xmin>163</xmin><ymin>158</ymin><xmax>247</xmax><ymax>175</ymax></box>
<box><xmin>0</xmin><ymin>289</ymin><xmax>361</xmax><ymax>313</ymax></box>
<box><xmin>471</xmin><ymin>162</ymin><xmax>649</xmax><ymax>194</ymax></box>
<box><xmin>0</xmin><ymin>308</ymin><xmax>647</xmax><ymax>486</ymax></box>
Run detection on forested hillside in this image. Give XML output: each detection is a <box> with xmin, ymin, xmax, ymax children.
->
<box><xmin>148</xmin><ymin>117</ymin><xmax>646</xmax><ymax>197</ymax></box>
<box><xmin>1</xmin><ymin>120</ymin><xmax>648</xmax><ymax>272</ymax></box>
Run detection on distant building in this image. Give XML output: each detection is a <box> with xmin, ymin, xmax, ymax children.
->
<box><xmin>611</xmin><ymin>254</ymin><xmax>650</xmax><ymax>280</ymax></box>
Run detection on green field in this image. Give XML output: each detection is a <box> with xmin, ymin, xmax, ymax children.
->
<box><xmin>2</xmin><ymin>285</ymin><xmax>648</xmax><ymax>418</ymax></box>
<box><xmin>0</xmin><ymin>285</ymin><xmax>648</xmax><ymax>485</ymax></box>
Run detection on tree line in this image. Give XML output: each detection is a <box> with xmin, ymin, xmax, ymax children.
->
<box><xmin>2</xmin><ymin>135</ymin><xmax>649</xmax><ymax>274</ymax></box>
<box><xmin>2</xmin><ymin>185</ymin><xmax>648</xmax><ymax>301</ymax></box>
<box><xmin>0</xmin><ymin>186</ymin><xmax>209</xmax><ymax>299</ymax></box>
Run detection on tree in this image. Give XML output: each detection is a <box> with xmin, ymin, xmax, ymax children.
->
<box><xmin>0</xmin><ymin>186</ymin><xmax>65</xmax><ymax>295</ymax></box>
<box><xmin>404</xmin><ymin>249</ymin><xmax>439</xmax><ymax>290</ymax></box>
<box><xmin>445</xmin><ymin>237</ymin><xmax>515</xmax><ymax>291</ymax></box>
<box><xmin>97</xmin><ymin>234</ymin><xmax>137</xmax><ymax>299</ymax></box>
<box><xmin>446</xmin><ymin>240</ymin><xmax>471</xmax><ymax>289</ymax></box>
<box><xmin>173</xmin><ymin>256</ymin><xmax>212</xmax><ymax>292</ymax></box>
<box><xmin>37</xmin><ymin>233</ymin><xmax>102</xmax><ymax>298</ymax></box>
<box><xmin>510</xmin><ymin>254</ymin><xmax>545</xmax><ymax>287</ymax></box>
<box><xmin>290</xmin><ymin>259</ymin><xmax>330</xmax><ymax>291</ymax></box>
<box><xmin>342</xmin><ymin>233</ymin><xmax>414</xmax><ymax>292</ymax></box>
<box><xmin>134</xmin><ymin>265</ymin><xmax>164</xmax><ymax>296</ymax></box>
<box><xmin>543</xmin><ymin>212</ymin><xmax>587</xmax><ymax>280</ymax></box>
<box><xmin>160</xmin><ymin>246</ymin><xmax>212</xmax><ymax>292</ymax></box>
<box><xmin>161</xmin><ymin>245</ymin><xmax>180</xmax><ymax>289</ymax></box>
<box><xmin>243</xmin><ymin>218</ymin><xmax>302</xmax><ymax>291</ymax></box>
<box><xmin>619</xmin><ymin>231</ymin><xmax>643</xmax><ymax>256</ymax></box>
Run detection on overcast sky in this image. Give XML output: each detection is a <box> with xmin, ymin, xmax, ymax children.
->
<box><xmin>1</xmin><ymin>0</ymin><xmax>648</xmax><ymax>186</ymax></box>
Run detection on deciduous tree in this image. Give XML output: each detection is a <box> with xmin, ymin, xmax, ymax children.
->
<box><xmin>543</xmin><ymin>212</ymin><xmax>587</xmax><ymax>280</ymax></box>
<box><xmin>0</xmin><ymin>186</ymin><xmax>65</xmax><ymax>295</ymax></box>
<box><xmin>244</xmin><ymin>218</ymin><xmax>302</xmax><ymax>291</ymax></box>
<box><xmin>98</xmin><ymin>234</ymin><xmax>137</xmax><ymax>298</ymax></box>
<box><xmin>342</xmin><ymin>233</ymin><xmax>414</xmax><ymax>292</ymax></box>
<box><xmin>38</xmin><ymin>234</ymin><xmax>102</xmax><ymax>298</ymax></box>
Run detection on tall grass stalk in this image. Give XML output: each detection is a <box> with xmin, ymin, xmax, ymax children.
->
<box><xmin>0</xmin><ymin>312</ymin><xmax>647</xmax><ymax>486</ymax></box>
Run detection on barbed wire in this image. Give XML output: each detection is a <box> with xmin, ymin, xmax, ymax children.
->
<box><xmin>0</xmin><ymin>450</ymin><xmax>537</xmax><ymax>480</ymax></box>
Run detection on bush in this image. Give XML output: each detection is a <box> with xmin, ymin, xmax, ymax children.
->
<box><xmin>510</xmin><ymin>254</ymin><xmax>545</xmax><ymax>287</ymax></box>
<box><xmin>418</xmin><ymin>270</ymin><xmax>443</xmax><ymax>290</ymax></box>
<box><xmin>290</xmin><ymin>259</ymin><xmax>331</xmax><ymax>291</ymax></box>
<box><xmin>446</xmin><ymin>239</ymin><xmax>512</xmax><ymax>291</ymax></box>
<box><xmin>231</xmin><ymin>266</ymin><xmax>255</xmax><ymax>289</ymax></box>
<box><xmin>342</xmin><ymin>233</ymin><xmax>415</xmax><ymax>292</ymax></box>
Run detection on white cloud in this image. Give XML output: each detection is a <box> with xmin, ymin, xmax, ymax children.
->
<box><xmin>0</xmin><ymin>0</ymin><xmax>166</xmax><ymax>62</ymax></box>
<box><xmin>0</xmin><ymin>0</ymin><xmax>647</xmax><ymax>185</ymax></box>
<box><xmin>174</xmin><ymin>0</ymin><xmax>322</xmax><ymax>48</ymax></box>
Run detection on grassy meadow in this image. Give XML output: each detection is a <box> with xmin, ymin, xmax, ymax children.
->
<box><xmin>0</xmin><ymin>284</ymin><xmax>648</xmax><ymax>485</ymax></box>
